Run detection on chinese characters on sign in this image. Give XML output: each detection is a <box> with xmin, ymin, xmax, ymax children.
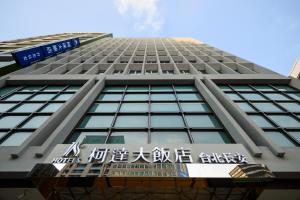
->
<box><xmin>52</xmin><ymin>142</ymin><xmax>248</xmax><ymax>164</ymax></box>
<box><xmin>11</xmin><ymin>38</ymin><xmax>80</xmax><ymax>67</ymax></box>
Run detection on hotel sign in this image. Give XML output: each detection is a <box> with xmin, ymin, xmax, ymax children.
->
<box><xmin>12</xmin><ymin>38</ymin><xmax>80</xmax><ymax>67</ymax></box>
<box><xmin>52</xmin><ymin>142</ymin><xmax>248</xmax><ymax>164</ymax></box>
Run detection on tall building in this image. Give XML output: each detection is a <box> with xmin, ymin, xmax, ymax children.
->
<box><xmin>0</xmin><ymin>35</ymin><xmax>300</xmax><ymax>200</ymax></box>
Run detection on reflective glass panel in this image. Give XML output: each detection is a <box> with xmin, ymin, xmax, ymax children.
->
<box><xmin>108</xmin><ymin>132</ymin><xmax>147</xmax><ymax>144</ymax></box>
<box><xmin>192</xmin><ymin>131</ymin><xmax>231</xmax><ymax>144</ymax></box>
<box><xmin>120</xmin><ymin>103</ymin><xmax>148</xmax><ymax>112</ymax></box>
<box><xmin>98</xmin><ymin>94</ymin><xmax>123</xmax><ymax>101</ymax></box>
<box><xmin>185</xmin><ymin>115</ymin><xmax>221</xmax><ymax>128</ymax></box>
<box><xmin>66</xmin><ymin>132</ymin><xmax>107</xmax><ymax>144</ymax></box>
<box><xmin>22</xmin><ymin>115</ymin><xmax>50</xmax><ymax>128</ymax></box>
<box><xmin>54</xmin><ymin>94</ymin><xmax>73</xmax><ymax>101</ymax></box>
<box><xmin>79</xmin><ymin>116</ymin><xmax>114</xmax><ymax>128</ymax></box>
<box><xmin>219</xmin><ymin>85</ymin><xmax>232</xmax><ymax>91</ymax></box>
<box><xmin>252</xmin><ymin>85</ymin><xmax>275</xmax><ymax>91</ymax></box>
<box><xmin>174</xmin><ymin>86</ymin><xmax>196</xmax><ymax>92</ymax></box>
<box><xmin>252</xmin><ymin>103</ymin><xmax>282</xmax><ymax>112</ymax></box>
<box><xmin>181</xmin><ymin>103</ymin><xmax>211</xmax><ymax>112</ymax></box>
<box><xmin>287</xmin><ymin>93</ymin><xmax>300</xmax><ymax>100</ymax></box>
<box><xmin>230</xmin><ymin>85</ymin><xmax>253</xmax><ymax>91</ymax></box>
<box><xmin>274</xmin><ymin>85</ymin><xmax>296</xmax><ymax>91</ymax></box>
<box><xmin>240</xmin><ymin>93</ymin><xmax>266</xmax><ymax>100</ymax></box>
<box><xmin>151</xmin><ymin>94</ymin><xmax>175</xmax><ymax>101</ymax></box>
<box><xmin>4</xmin><ymin>94</ymin><xmax>31</xmax><ymax>101</ymax></box>
<box><xmin>177</xmin><ymin>93</ymin><xmax>202</xmax><ymax>101</ymax></box>
<box><xmin>268</xmin><ymin>115</ymin><xmax>300</xmax><ymax>128</ymax></box>
<box><xmin>151</xmin><ymin>86</ymin><xmax>173</xmax><ymax>92</ymax></box>
<box><xmin>236</xmin><ymin>102</ymin><xmax>255</xmax><ymax>112</ymax></box>
<box><xmin>90</xmin><ymin>103</ymin><xmax>119</xmax><ymax>112</ymax></box>
<box><xmin>0</xmin><ymin>103</ymin><xmax>16</xmax><ymax>112</ymax></box>
<box><xmin>0</xmin><ymin>132</ymin><xmax>32</xmax><ymax>146</ymax></box>
<box><xmin>43</xmin><ymin>86</ymin><xmax>66</xmax><ymax>91</ymax></box>
<box><xmin>278</xmin><ymin>103</ymin><xmax>300</xmax><ymax>112</ymax></box>
<box><xmin>12</xmin><ymin>103</ymin><xmax>44</xmax><ymax>113</ymax></box>
<box><xmin>249</xmin><ymin>115</ymin><xmax>273</xmax><ymax>128</ymax></box>
<box><xmin>127</xmin><ymin>86</ymin><xmax>148</xmax><ymax>92</ymax></box>
<box><xmin>151</xmin><ymin>103</ymin><xmax>179</xmax><ymax>112</ymax></box>
<box><xmin>124</xmin><ymin>94</ymin><xmax>148</xmax><ymax>101</ymax></box>
<box><xmin>114</xmin><ymin>116</ymin><xmax>148</xmax><ymax>127</ymax></box>
<box><xmin>264</xmin><ymin>93</ymin><xmax>290</xmax><ymax>101</ymax></box>
<box><xmin>21</xmin><ymin>86</ymin><xmax>43</xmax><ymax>92</ymax></box>
<box><xmin>151</xmin><ymin>132</ymin><xmax>190</xmax><ymax>144</ymax></box>
<box><xmin>151</xmin><ymin>115</ymin><xmax>184</xmax><ymax>127</ymax></box>
<box><xmin>65</xmin><ymin>86</ymin><xmax>81</xmax><ymax>91</ymax></box>
<box><xmin>0</xmin><ymin>116</ymin><xmax>27</xmax><ymax>128</ymax></box>
<box><xmin>0</xmin><ymin>87</ymin><xmax>18</xmax><ymax>96</ymax></box>
<box><xmin>265</xmin><ymin>131</ymin><xmax>295</xmax><ymax>147</ymax></box>
<box><xmin>289</xmin><ymin>132</ymin><xmax>300</xmax><ymax>143</ymax></box>
<box><xmin>40</xmin><ymin>103</ymin><xmax>63</xmax><ymax>113</ymax></box>
<box><xmin>103</xmin><ymin>86</ymin><xmax>125</xmax><ymax>92</ymax></box>
<box><xmin>30</xmin><ymin>94</ymin><xmax>56</xmax><ymax>101</ymax></box>
<box><xmin>227</xmin><ymin>93</ymin><xmax>242</xmax><ymax>101</ymax></box>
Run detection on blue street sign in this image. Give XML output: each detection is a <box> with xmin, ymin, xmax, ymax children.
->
<box><xmin>12</xmin><ymin>37</ymin><xmax>81</xmax><ymax>67</ymax></box>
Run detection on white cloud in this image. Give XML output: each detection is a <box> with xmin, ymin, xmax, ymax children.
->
<box><xmin>114</xmin><ymin>0</ymin><xmax>164</xmax><ymax>33</ymax></box>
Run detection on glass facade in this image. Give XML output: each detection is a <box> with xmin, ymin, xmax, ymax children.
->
<box><xmin>220</xmin><ymin>84</ymin><xmax>300</xmax><ymax>147</ymax></box>
<box><xmin>0</xmin><ymin>85</ymin><xmax>80</xmax><ymax>146</ymax></box>
<box><xmin>66</xmin><ymin>85</ymin><xmax>232</xmax><ymax>144</ymax></box>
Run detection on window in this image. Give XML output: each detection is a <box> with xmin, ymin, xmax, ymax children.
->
<box><xmin>0</xmin><ymin>84</ymin><xmax>80</xmax><ymax>146</ymax></box>
<box><xmin>67</xmin><ymin>85</ymin><xmax>231</xmax><ymax>144</ymax></box>
<box><xmin>192</xmin><ymin>131</ymin><xmax>231</xmax><ymax>144</ymax></box>
<box><xmin>219</xmin><ymin>84</ymin><xmax>300</xmax><ymax>147</ymax></box>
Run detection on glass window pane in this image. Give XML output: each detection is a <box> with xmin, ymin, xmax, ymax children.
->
<box><xmin>124</xmin><ymin>94</ymin><xmax>148</xmax><ymax>101</ymax></box>
<box><xmin>22</xmin><ymin>115</ymin><xmax>50</xmax><ymax>128</ymax></box>
<box><xmin>0</xmin><ymin>86</ymin><xmax>18</xmax><ymax>96</ymax></box>
<box><xmin>0</xmin><ymin>132</ymin><xmax>7</xmax><ymax>140</ymax></box>
<box><xmin>268</xmin><ymin>115</ymin><xmax>300</xmax><ymax>128</ymax></box>
<box><xmin>66</xmin><ymin>132</ymin><xmax>107</xmax><ymax>144</ymax></box>
<box><xmin>65</xmin><ymin>86</ymin><xmax>81</xmax><ymax>91</ymax></box>
<box><xmin>252</xmin><ymin>85</ymin><xmax>275</xmax><ymax>91</ymax></box>
<box><xmin>151</xmin><ymin>103</ymin><xmax>179</xmax><ymax>112</ymax></box>
<box><xmin>103</xmin><ymin>86</ymin><xmax>125</xmax><ymax>92</ymax></box>
<box><xmin>108</xmin><ymin>132</ymin><xmax>147</xmax><ymax>144</ymax></box>
<box><xmin>265</xmin><ymin>131</ymin><xmax>295</xmax><ymax>147</ymax></box>
<box><xmin>287</xmin><ymin>93</ymin><xmax>300</xmax><ymax>100</ymax></box>
<box><xmin>12</xmin><ymin>103</ymin><xmax>44</xmax><ymax>113</ymax></box>
<box><xmin>252</xmin><ymin>103</ymin><xmax>282</xmax><ymax>112</ymax></box>
<box><xmin>236</xmin><ymin>102</ymin><xmax>255</xmax><ymax>112</ymax></box>
<box><xmin>40</xmin><ymin>103</ymin><xmax>63</xmax><ymax>112</ymax></box>
<box><xmin>127</xmin><ymin>86</ymin><xmax>148</xmax><ymax>92</ymax></box>
<box><xmin>54</xmin><ymin>94</ymin><xmax>73</xmax><ymax>101</ymax></box>
<box><xmin>230</xmin><ymin>85</ymin><xmax>253</xmax><ymax>91</ymax></box>
<box><xmin>30</xmin><ymin>94</ymin><xmax>56</xmax><ymax>101</ymax></box>
<box><xmin>0</xmin><ymin>103</ymin><xmax>16</xmax><ymax>112</ymax></box>
<box><xmin>192</xmin><ymin>131</ymin><xmax>231</xmax><ymax>144</ymax></box>
<box><xmin>90</xmin><ymin>103</ymin><xmax>119</xmax><ymax>112</ymax></box>
<box><xmin>264</xmin><ymin>93</ymin><xmax>290</xmax><ymax>100</ymax></box>
<box><xmin>185</xmin><ymin>115</ymin><xmax>221</xmax><ymax>128</ymax></box>
<box><xmin>0</xmin><ymin>116</ymin><xmax>27</xmax><ymax>128</ymax></box>
<box><xmin>151</xmin><ymin>115</ymin><xmax>184</xmax><ymax>127</ymax></box>
<box><xmin>98</xmin><ymin>94</ymin><xmax>123</xmax><ymax>101</ymax></box>
<box><xmin>181</xmin><ymin>103</ymin><xmax>211</xmax><ymax>112</ymax></box>
<box><xmin>43</xmin><ymin>86</ymin><xmax>66</xmax><ymax>91</ymax></box>
<box><xmin>79</xmin><ymin>116</ymin><xmax>114</xmax><ymax>128</ymax></box>
<box><xmin>151</xmin><ymin>132</ymin><xmax>190</xmax><ymax>144</ymax></box>
<box><xmin>240</xmin><ymin>93</ymin><xmax>266</xmax><ymax>100</ymax></box>
<box><xmin>120</xmin><ymin>103</ymin><xmax>148</xmax><ymax>112</ymax></box>
<box><xmin>226</xmin><ymin>93</ymin><xmax>242</xmax><ymax>101</ymax></box>
<box><xmin>177</xmin><ymin>93</ymin><xmax>202</xmax><ymax>101</ymax></box>
<box><xmin>115</xmin><ymin>116</ymin><xmax>148</xmax><ymax>127</ymax></box>
<box><xmin>4</xmin><ymin>94</ymin><xmax>32</xmax><ymax>101</ymax></box>
<box><xmin>274</xmin><ymin>85</ymin><xmax>296</xmax><ymax>91</ymax></box>
<box><xmin>289</xmin><ymin>132</ymin><xmax>300</xmax><ymax>143</ymax></box>
<box><xmin>0</xmin><ymin>132</ymin><xmax>32</xmax><ymax>146</ymax></box>
<box><xmin>21</xmin><ymin>86</ymin><xmax>43</xmax><ymax>92</ymax></box>
<box><xmin>219</xmin><ymin>85</ymin><xmax>232</xmax><ymax>91</ymax></box>
<box><xmin>151</xmin><ymin>86</ymin><xmax>173</xmax><ymax>92</ymax></box>
<box><xmin>151</xmin><ymin>94</ymin><xmax>175</xmax><ymax>101</ymax></box>
<box><xmin>174</xmin><ymin>86</ymin><xmax>196</xmax><ymax>92</ymax></box>
<box><xmin>249</xmin><ymin>115</ymin><xmax>273</xmax><ymax>128</ymax></box>
<box><xmin>278</xmin><ymin>103</ymin><xmax>300</xmax><ymax>112</ymax></box>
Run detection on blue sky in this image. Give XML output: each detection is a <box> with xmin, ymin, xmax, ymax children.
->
<box><xmin>1</xmin><ymin>0</ymin><xmax>299</xmax><ymax>76</ymax></box>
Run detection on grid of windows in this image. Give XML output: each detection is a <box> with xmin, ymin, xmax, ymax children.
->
<box><xmin>66</xmin><ymin>85</ymin><xmax>232</xmax><ymax>145</ymax></box>
<box><xmin>219</xmin><ymin>84</ymin><xmax>300</xmax><ymax>147</ymax></box>
<box><xmin>0</xmin><ymin>85</ymin><xmax>81</xmax><ymax>146</ymax></box>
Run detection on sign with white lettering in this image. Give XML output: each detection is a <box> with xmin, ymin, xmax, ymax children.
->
<box><xmin>51</xmin><ymin>143</ymin><xmax>248</xmax><ymax>165</ymax></box>
<box><xmin>12</xmin><ymin>38</ymin><xmax>80</xmax><ymax>67</ymax></box>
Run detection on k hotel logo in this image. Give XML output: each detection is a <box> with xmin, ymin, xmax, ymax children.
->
<box><xmin>52</xmin><ymin>142</ymin><xmax>81</xmax><ymax>163</ymax></box>
<box><xmin>63</xmin><ymin>142</ymin><xmax>81</xmax><ymax>157</ymax></box>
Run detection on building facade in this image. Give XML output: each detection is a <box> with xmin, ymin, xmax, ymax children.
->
<box><xmin>0</xmin><ymin>35</ymin><xmax>300</xmax><ymax>199</ymax></box>
<box><xmin>290</xmin><ymin>59</ymin><xmax>300</xmax><ymax>79</ymax></box>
